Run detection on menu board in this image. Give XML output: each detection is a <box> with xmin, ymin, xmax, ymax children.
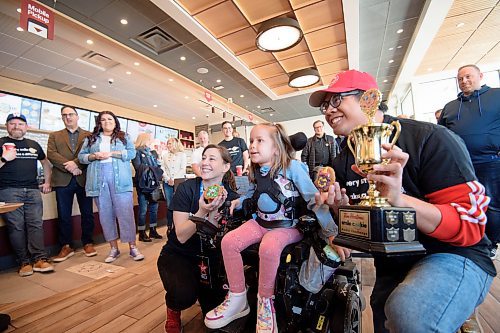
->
<box><xmin>117</xmin><ymin>117</ymin><xmax>128</xmax><ymax>133</ymax></box>
<box><xmin>40</xmin><ymin>101</ymin><xmax>64</xmax><ymax>131</ymax></box>
<box><xmin>76</xmin><ymin>108</ymin><xmax>92</xmax><ymax>131</ymax></box>
<box><xmin>155</xmin><ymin>126</ymin><xmax>178</xmax><ymax>142</ymax></box>
<box><xmin>127</xmin><ymin>120</ymin><xmax>155</xmax><ymax>142</ymax></box>
<box><xmin>0</xmin><ymin>93</ymin><xmax>21</xmax><ymax>123</ymax></box>
<box><xmin>20</xmin><ymin>97</ymin><xmax>42</xmax><ymax>129</ymax></box>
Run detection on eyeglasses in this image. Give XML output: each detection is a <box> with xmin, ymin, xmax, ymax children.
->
<box><xmin>61</xmin><ymin>113</ymin><xmax>77</xmax><ymax>118</ymax></box>
<box><xmin>319</xmin><ymin>90</ymin><xmax>361</xmax><ymax>114</ymax></box>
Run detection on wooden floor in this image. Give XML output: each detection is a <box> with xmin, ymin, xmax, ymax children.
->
<box><xmin>0</xmin><ymin>231</ymin><xmax>499</xmax><ymax>332</ymax></box>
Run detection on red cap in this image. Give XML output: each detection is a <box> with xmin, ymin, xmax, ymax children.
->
<box><xmin>309</xmin><ymin>70</ymin><xmax>378</xmax><ymax>107</ymax></box>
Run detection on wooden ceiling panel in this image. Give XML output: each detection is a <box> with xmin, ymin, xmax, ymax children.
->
<box><xmin>321</xmin><ymin>74</ymin><xmax>336</xmax><ymax>85</ymax></box>
<box><xmin>289</xmin><ymin>0</ymin><xmax>323</xmax><ymax>10</ymax></box>
<box><xmin>317</xmin><ymin>59</ymin><xmax>348</xmax><ymax>76</ymax></box>
<box><xmin>234</xmin><ymin>0</ymin><xmax>292</xmax><ymax>25</ymax></box>
<box><xmin>238</xmin><ymin>49</ymin><xmax>275</xmax><ymax>69</ymax></box>
<box><xmin>446</xmin><ymin>0</ymin><xmax>497</xmax><ymax>17</ymax></box>
<box><xmin>295</xmin><ymin>0</ymin><xmax>343</xmax><ymax>34</ymax></box>
<box><xmin>311</xmin><ymin>43</ymin><xmax>347</xmax><ymax>65</ymax></box>
<box><xmin>305</xmin><ymin>23</ymin><xmax>345</xmax><ymax>51</ymax></box>
<box><xmin>280</xmin><ymin>53</ymin><xmax>314</xmax><ymax>73</ymax></box>
<box><xmin>437</xmin><ymin>9</ymin><xmax>489</xmax><ymax>38</ymax></box>
<box><xmin>176</xmin><ymin>0</ymin><xmax>225</xmax><ymax>15</ymax></box>
<box><xmin>477</xmin><ymin>42</ymin><xmax>500</xmax><ymax>65</ymax></box>
<box><xmin>272</xmin><ymin>85</ymin><xmax>298</xmax><ymax>95</ymax></box>
<box><xmin>263</xmin><ymin>74</ymin><xmax>290</xmax><ymax>88</ymax></box>
<box><xmin>482</xmin><ymin>5</ymin><xmax>500</xmax><ymax>27</ymax></box>
<box><xmin>195</xmin><ymin>1</ymin><xmax>249</xmax><ymax>38</ymax></box>
<box><xmin>253</xmin><ymin>62</ymin><xmax>285</xmax><ymax>79</ymax></box>
<box><xmin>273</xmin><ymin>39</ymin><xmax>310</xmax><ymax>60</ymax></box>
<box><xmin>219</xmin><ymin>27</ymin><xmax>258</xmax><ymax>55</ymax></box>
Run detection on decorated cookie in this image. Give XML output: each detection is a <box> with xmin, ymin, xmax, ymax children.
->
<box><xmin>204</xmin><ymin>184</ymin><xmax>222</xmax><ymax>202</ymax></box>
<box><xmin>314</xmin><ymin>167</ymin><xmax>336</xmax><ymax>192</ymax></box>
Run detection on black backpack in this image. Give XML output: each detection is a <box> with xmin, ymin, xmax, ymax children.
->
<box><xmin>137</xmin><ymin>164</ymin><xmax>163</xmax><ymax>193</ymax></box>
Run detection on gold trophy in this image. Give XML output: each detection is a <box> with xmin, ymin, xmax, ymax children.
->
<box><xmin>333</xmin><ymin>89</ymin><xmax>425</xmax><ymax>255</ymax></box>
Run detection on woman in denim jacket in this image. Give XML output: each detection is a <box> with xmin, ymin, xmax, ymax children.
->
<box><xmin>79</xmin><ymin>111</ymin><xmax>144</xmax><ymax>263</ymax></box>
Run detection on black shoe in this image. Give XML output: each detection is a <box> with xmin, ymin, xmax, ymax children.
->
<box><xmin>149</xmin><ymin>227</ymin><xmax>163</xmax><ymax>239</ymax></box>
<box><xmin>138</xmin><ymin>230</ymin><xmax>152</xmax><ymax>242</ymax></box>
<box><xmin>0</xmin><ymin>313</ymin><xmax>11</xmax><ymax>331</ymax></box>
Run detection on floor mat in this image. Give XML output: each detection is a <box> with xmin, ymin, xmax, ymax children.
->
<box><xmin>65</xmin><ymin>260</ymin><xmax>124</xmax><ymax>279</ymax></box>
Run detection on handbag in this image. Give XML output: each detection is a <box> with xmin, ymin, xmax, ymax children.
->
<box><xmin>149</xmin><ymin>186</ymin><xmax>165</xmax><ymax>202</ymax></box>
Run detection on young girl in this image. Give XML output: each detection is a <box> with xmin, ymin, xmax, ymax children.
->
<box><xmin>205</xmin><ymin>123</ymin><xmax>338</xmax><ymax>332</ymax></box>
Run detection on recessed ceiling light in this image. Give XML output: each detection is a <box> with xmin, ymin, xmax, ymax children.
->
<box><xmin>240</xmin><ymin>95</ymin><xmax>245</xmax><ymax>98</ymax></box>
<box><xmin>180</xmin><ymin>56</ymin><xmax>186</xmax><ymax>61</ymax></box>
<box><xmin>270</xmin><ymin>113</ymin><xmax>274</xmax><ymax>117</ymax></box>
<box><xmin>197</xmin><ymin>67</ymin><xmax>208</xmax><ymax>74</ymax></box>
<box><xmin>126</xmin><ymin>71</ymin><xmax>131</xmax><ymax>75</ymax></box>
<box><xmin>396</xmin><ymin>29</ymin><xmax>404</xmax><ymax>34</ymax></box>
<box><xmin>257</xmin><ymin>106</ymin><xmax>261</xmax><ymax>108</ymax></box>
<box><xmin>153</xmin><ymin>104</ymin><xmax>158</xmax><ymax>108</ymax></box>
<box><xmin>427</xmin><ymin>68</ymin><xmax>433</xmax><ymax>71</ymax></box>
<box><xmin>397</xmin><ymin>45</ymin><xmax>402</xmax><ymax>49</ymax></box>
<box><xmin>184</xmin><ymin>96</ymin><xmax>189</xmax><ymax>99</ymax></box>
<box><xmin>168</xmin><ymin>78</ymin><xmax>173</xmax><ymax>82</ymax></box>
<box><xmin>383</xmin><ymin>79</ymin><xmax>388</xmax><ymax>83</ymax></box>
<box><xmin>16</xmin><ymin>8</ymin><xmax>21</xmax><ymax>13</ymax></box>
<box><xmin>388</xmin><ymin>59</ymin><xmax>394</xmax><ymax>64</ymax></box>
<box><xmin>389</xmin><ymin>47</ymin><xmax>394</xmax><ymax>51</ymax></box>
<box><xmin>216</xmin><ymin>79</ymin><xmax>221</xmax><ymax>83</ymax></box>
<box><xmin>213</xmin><ymin>85</ymin><xmax>224</xmax><ymax>90</ymax></box>
<box><xmin>120</xmin><ymin>19</ymin><xmax>128</xmax><ymax>25</ymax></box>
<box><xmin>86</xmin><ymin>39</ymin><xmax>93</xmax><ymax>45</ymax></box>
<box><xmin>192</xmin><ymin>116</ymin><xmax>196</xmax><ymax>120</ymax></box>
<box><xmin>16</xmin><ymin>27</ymin><xmax>23</xmax><ymax>32</ymax></box>
<box><xmin>456</xmin><ymin>22</ymin><xmax>465</xmax><ymax>28</ymax></box>
<box><xmin>91</xmin><ymin>85</ymin><xmax>97</xmax><ymax>89</ymax></box>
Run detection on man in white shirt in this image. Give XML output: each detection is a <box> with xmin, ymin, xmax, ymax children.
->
<box><xmin>191</xmin><ymin>131</ymin><xmax>210</xmax><ymax>177</ymax></box>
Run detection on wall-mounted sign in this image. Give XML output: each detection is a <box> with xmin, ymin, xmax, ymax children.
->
<box><xmin>20</xmin><ymin>0</ymin><xmax>55</xmax><ymax>40</ymax></box>
<box><xmin>247</xmin><ymin>113</ymin><xmax>254</xmax><ymax>121</ymax></box>
<box><xmin>204</xmin><ymin>91</ymin><xmax>212</xmax><ymax>102</ymax></box>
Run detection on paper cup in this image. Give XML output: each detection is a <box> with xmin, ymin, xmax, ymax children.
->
<box><xmin>2</xmin><ymin>143</ymin><xmax>16</xmax><ymax>151</ymax></box>
<box><xmin>236</xmin><ymin>165</ymin><xmax>243</xmax><ymax>176</ymax></box>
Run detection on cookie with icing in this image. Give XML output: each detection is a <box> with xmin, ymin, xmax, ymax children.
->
<box><xmin>204</xmin><ymin>184</ymin><xmax>222</xmax><ymax>202</ymax></box>
<box><xmin>314</xmin><ymin>167</ymin><xmax>336</xmax><ymax>192</ymax></box>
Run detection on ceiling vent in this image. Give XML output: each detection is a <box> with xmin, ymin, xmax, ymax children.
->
<box><xmin>131</xmin><ymin>27</ymin><xmax>181</xmax><ymax>55</ymax></box>
<box><xmin>76</xmin><ymin>51</ymin><xmax>119</xmax><ymax>71</ymax></box>
<box><xmin>65</xmin><ymin>87</ymin><xmax>94</xmax><ymax>98</ymax></box>
<box><xmin>258</xmin><ymin>107</ymin><xmax>276</xmax><ymax>114</ymax></box>
<box><xmin>37</xmin><ymin>79</ymin><xmax>68</xmax><ymax>90</ymax></box>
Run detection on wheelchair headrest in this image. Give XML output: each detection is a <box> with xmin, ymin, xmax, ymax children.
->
<box><xmin>289</xmin><ymin>132</ymin><xmax>307</xmax><ymax>151</ymax></box>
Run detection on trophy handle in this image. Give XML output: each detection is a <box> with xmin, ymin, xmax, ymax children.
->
<box><xmin>347</xmin><ymin>135</ymin><xmax>355</xmax><ymax>157</ymax></box>
<box><xmin>388</xmin><ymin>120</ymin><xmax>401</xmax><ymax>149</ymax></box>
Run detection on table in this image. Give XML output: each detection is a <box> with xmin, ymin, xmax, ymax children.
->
<box><xmin>0</xmin><ymin>203</ymin><xmax>24</xmax><ymax>214</ymax></box>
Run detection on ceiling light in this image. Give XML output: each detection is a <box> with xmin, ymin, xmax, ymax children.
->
<box><xmin>16</xmin><ymin>8</ymin><xmax>21</xmax><ymax>13</ymax></box>
<box><xmin>192</xmin><ymin>116</ymin><xmax>196</xmax><ymax>120</ymax></box>
<box><xmin>120</xmin><ymin>19</ymin><xmax>128</xmax><ymax>25</ymax></box>
<box><xmin>396</xmin><ymin>29</ymin><xmax>404</xmax><ymax>34</ymax></box>
<box><xmin>16</xmin><ymin>27</ymin><xmax>23</xmax><ymax>32</ymax></box>
<box><xmin>197</xmin><ymin>67</ymin><xmax>208</xmax><ymax>74</ymax></box>
<box><xmin>240</xmin><ymin>95</ymin><xmax>244</xmax><ymax>98</ymax></box>
<box><xmin>213</xmin><ymin>85</ymin><xmax>224</xmax><ymax>90</ymax></box>
<box><xmin>388</xmin><ymin>59</ymin><xmax>394</xmax><ymax>64</ymax></box>
<box><xmin>180</xmin><ymin>56</ymin><xmax>186</xmax><ymax>61</ymax></box>
<box><xmin>86</xmin><ymin>39</ymin><xmax>93</xmax><ymax>45</ymax></box>
<box><xmin>397</xmin><ymin>45</ymin><xmax>402</xmax><ymax>49</ymax></box>
<box><xmin>134</xmin><ymin>62</ymin><xmax>140</xmax><ymax>66</ymax></box>
<box><xmin>168</xmin><ymin>78</ymin><xmax>173</xmax><ymax>82</ymax></box>
<box><xmin>288</xmin><ymin>68</ymin><xmax>320</xmax><ymax>88</ymax></box>
<box><xmin>153</xmin><ymin>104</ymin><xmax>158</xmax><ymax>108</ymax></box>
<box><xmin>126</xmin><ymin>71</ymin><xmax>131</xmax><ymax>75</ymax></box>
<box><xmin>91</xmin><ymin>85</ymin><xmax>97</xmax><ymax>89</ymax></box>
<box><xmin>184</xmin><ymin>96</ymin><xmax>189</xmax><ymax>99</ymax></box>
<box><xmin>456</xmin><ymin>22</ymin><xmax>465</xmax><ymax>28</ymax></box>
<box><xmin>256</xmin><ymin>17</ymin><xmax>303</xmax><ymax>52</ymax></box>
<box><xmin>216</xmin><ymin>79</ymin><xmax>221</xmax><ymax>83</ymax></box>
<box><xmin>383</xmin><ymin>79</ymin><xmax>388</xmax><ymax>83</ymax></box>
<box><xmin>388</xmin><ymin>47</ymin><xmax>394</xmax><ymax>51</ymax></box>
<box><xmin>270</xmin><ymin>113</ymin><xmax>274</xmax><ymax>117</ymax></box>
<box><xmin>257</xmin><ymin>105</ymin><xmax>261</xmax><ymax>108</ymax></box>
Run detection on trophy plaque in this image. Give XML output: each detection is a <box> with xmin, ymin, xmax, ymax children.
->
<box><xmin>333</xmin><ymin>89</ymin><xmax>425</xmax><ymax>256</ymax></box>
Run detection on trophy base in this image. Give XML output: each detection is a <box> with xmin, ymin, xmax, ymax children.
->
<box><xmin>335</xmin><ymin>205</ymin><xmax>426</xmax><ymax>256</ymax></box>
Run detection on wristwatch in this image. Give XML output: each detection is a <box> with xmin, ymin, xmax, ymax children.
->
<box><xmin>0</xmin><ymin>157</ymin><xmax>7</xmax><ymax>163</ymax></box>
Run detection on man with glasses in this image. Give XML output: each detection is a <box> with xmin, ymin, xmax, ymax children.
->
<box><xmin>301</xmin><ymin>120</ymin><xmax>338</xmax><ymax>179</ymax></box>
<box><xmin>47</xmin><ymin>106</ymin><xmax>96</xmax><ymax>262</ymax></box>
<box><xmin>218</xmin><ymin>121</ymin><xmax>249</xmax><ymax>174</ymax></box>
<box><xmin>310</xmin><ymin>70</ymin><xmax>495</xmax><ymax>332</ymax></box>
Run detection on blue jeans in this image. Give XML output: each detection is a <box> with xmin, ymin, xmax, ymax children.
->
<box><xmin>163</xmin><ymin>183</ymin><xmax>174</xmax><ymax>228</ymax></box>
<box><xmin>55</xmin><ymin>177</ymin><xmax>94</xmax><ymax>247</ymax></box>
<box><xmin>137</xmin><ymin>190</ymin><xmax>158</xmax><ymax>230</ymax></box>
<box><xmin>372</xmin><ymin>253</ymin><xmax>493</xmax><ymax>333</ymax></box>
<box><xmin>474</xmin><ymin>160</ymin><xmax>500</xmax><ymax>245</ymax></box>
<box><xmin>0</xmin><ymin>188</ymin><xmax>47</xmax><ymax>265</ymax></box>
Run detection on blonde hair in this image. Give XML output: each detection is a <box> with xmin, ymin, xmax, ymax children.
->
<box><xmin>248</xmin><ymin>123</ymin><xmax>294</xmax><ymax>182</ymax></box>
<box><xmin>135</xmin><ymin>132</ymin><xmax>152</xmax><ymax>148</ymax></box>
<box><xmin>167</xmin><ymin>137</ymin><xmax>184</xmax><ymax>153</ymax></box>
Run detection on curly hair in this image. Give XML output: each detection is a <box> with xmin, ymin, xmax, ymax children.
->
<box><xmin>88</xmin><ymin>111</ymin><xmax>127</xmax><ymax>147</ymax></box>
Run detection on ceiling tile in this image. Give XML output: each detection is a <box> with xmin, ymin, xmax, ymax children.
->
<box><xmin>295</xmin><ymin>0</ymin><xmax>343</xmax><ymax>34</ymax></box>
<box><xmin>10</xmin><ymin>57</ymin><xmax>55</xmax><ymax>77</ymax></box>
<box><xmin>446</xmin><ymin>0</ymin><xmax>497</xmax><ymax>17</ymax></box>
<box><xmin>0</xmin><ymin>51</ymin><xmax>16</xmax><ymax>67</ymax></box>
<box><xmin>45</xmin><ymin>69</ymin><xmax>87</xmax><ymax>87</ymax></box>
<box><xmin>0</xmin><ymin>32</ymin><xmax>35</xmax><ymax>57</ymax></box>
<box><xmin>253</xmin><ymin>62</ymin><xmax>285</xmax><ymax>79</ymax></box>
<box><xmin>219</xmin><ymin>27</ymin><xmax>257</xmax><ymax>55</ymax></box>
<box><xmin>311</xmin><ymin>44</ymin><xmax>347</xmax><ymax>65</ymax></box>
<box><xmin>272</xmin><ymin>85</ymin><xmax>297</xmax><ymax>95</ymax></box>
<box><xmin>235</xmin><ymin>0</ymin><xmax>291</xmax><ymax>25</ymax></box>
<box><xmin>195</xmin><ymin>1</ymin><xmax>249</xmax><ymax>38</ymax></box>
<box><xmin>0</xmin><ymin>67</ymin><xmax>42</xmax><ymax>84</ymax></box>
<box><xmin>305</xmin><ymin>23</ymin><xmax>345</xmax><ymax>51</ymax></box>
<box><xmin>317</xmin><ymin>59</ymin><xmax>348</xmax><ymax>76</ymax></box>
<box><xmin>238</xmin><ymin>49</ymin><xmax>275</xmax><ymax>69</ymax></box>
<box><xmin>175</xmin><ymin>0</ymin><xmax>226</xmax><ymax>16</ymax></box>
<box><xmin>437</xmin><ymin>9</ymin><xmax>489</xmax><ymax>38</ymax></box>
<box><xmin>263</xmin><ymin>74</ymin><xmax>290</xmax><ymax>88</ymax></box>
<box><xmin>280</xmin><ymin>53</ymin><xmax>314</xmax><ymax>73</ymax></box>
<box><xmin>273</xmin><ymin>39</ymin><xmax>309</xmax><ymax>60</ymax></box>
<box><xmin>289</xmin><ymin>0</ymin><xmax>323</xmax><ymax>10</ymax></box>
<box><xmin>22</xmin><ymin>46</ymin><xmax>73</xmax><ymax>69</ymax></box>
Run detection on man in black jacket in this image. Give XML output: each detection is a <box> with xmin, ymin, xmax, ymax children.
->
<box><xmin>301</xmin><ymin>120</ymin><xmax>338</xmax><ymax>179</ymax></box>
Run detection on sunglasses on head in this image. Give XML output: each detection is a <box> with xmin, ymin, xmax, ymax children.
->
<box><xmin>319</xmin><ymin>90</ymin><xmax>362</xmax><ymax>114</ymax></box>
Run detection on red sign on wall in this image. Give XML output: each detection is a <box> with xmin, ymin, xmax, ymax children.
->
<box><xmin>204</xmin><ymin>91</ymin><xmax>212</xmax><ymax>102</ymax></box>
<box><xmin>20</xmin><ymin>0</ymin><xmax>55</xmax><ymax>40</ymax></box>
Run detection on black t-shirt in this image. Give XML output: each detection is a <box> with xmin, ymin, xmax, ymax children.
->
<box><xmin>218</xmin><ymin>137</ymin><xmax>248</xmax><ymax>173</ymax></box>
<box><xmin>333</xmin><ymin>115</ymin><xmax>496</xmax><ymax>276</ymax></box>
<box><xmin>0</xmin><ymin>137</ymin><xmax>45</xmax><ymax>189</ymax></box>
<box><xmin>161</xmin><ymin>177</ymin><xmax>239</xmax><ymax>257</ymax></box>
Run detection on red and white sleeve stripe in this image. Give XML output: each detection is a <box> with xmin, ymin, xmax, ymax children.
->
<box><xmin>425</xmin><ymin>181</ymin><xmax>490</xmax><ymax>247</ymax></box>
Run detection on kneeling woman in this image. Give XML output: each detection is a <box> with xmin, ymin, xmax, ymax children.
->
<box><xmin>157</xmin><ymin>145</ymin><xmax>239</xmax><ymax>333</ymax></box>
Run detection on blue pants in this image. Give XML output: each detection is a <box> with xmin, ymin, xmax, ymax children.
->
<box><xmin>137</xmin><ymin>189</ymin><xmax>158</xmax><ymax>230</ymax></box>
<box><xmin>372</xmin><ymin>253</ymin><xmax>493</xmax><ymax>333</ymax></box>
<box><xmin>474</xmin><ymin>160</ymin><xmax>500</xmax><ymax>245</ymax></box>
<box><xmin>163</xmin><ymin>183</ymin><xmax>174</xmax><ymax>228</ymax></box>
<box><xmin>0</xmin><ymin>188</ymin><xmax>47</xmax><ymax>265</ymax></box>
<box><xmin>95</xmin><ymin>163</ymin><xmax>136</xmax><ymax>243</ymax></box>
<box><xmin>55</xmin><ymin>177</ymin><xmax>94</xmax><ymax>247</ymax></box>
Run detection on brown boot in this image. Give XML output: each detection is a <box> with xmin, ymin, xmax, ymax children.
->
<box><xmin>165</xmin><ymin>308</ymin><xmax>181</xmax><ymax>333</ymax></box>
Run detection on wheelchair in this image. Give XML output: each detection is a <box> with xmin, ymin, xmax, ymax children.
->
<box><xmin>191</xmin><ymin>201</ymin><xmax>364</xmax><ymax>333</ymax></box>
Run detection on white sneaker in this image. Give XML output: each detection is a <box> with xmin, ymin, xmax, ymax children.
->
<box><xmin>104</xmin><ymin>248</ymin><xmax>120</xmax><ymax>263</ymax></box>
<box><xmin>204</xmin><ymin>290</ymin><xmax>250</xmax><ymax>329</ymax></box>
<box><xmin>256</xmin><ymin>294</ymin><xmax>277</xmax><ymax>333</ymax></box>
<box><xmin>129</xmin><ymin>246</ymin><xmax>144</xmax><ymax>261</ymax></box>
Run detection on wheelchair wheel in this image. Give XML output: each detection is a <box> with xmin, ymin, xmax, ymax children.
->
<box><xmin>330</xmin><ymin>289</ymin><xmax>361</xmax><ymax>333</ymax></box>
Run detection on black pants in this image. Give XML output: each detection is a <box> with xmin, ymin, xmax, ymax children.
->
<box><xmin>157</xmin><ymin>250</ymin><xmax>226</xmax><ymax>315</ymax></box>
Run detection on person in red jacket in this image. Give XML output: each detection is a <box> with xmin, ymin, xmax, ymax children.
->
<box><xmin>310</xmin><ymin>70</ymin><xmax>496</xmax><ymax>333</ymax></box>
